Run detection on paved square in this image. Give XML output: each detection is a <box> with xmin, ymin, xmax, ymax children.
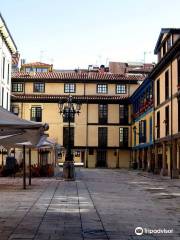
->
<box><xmin>0</xmin><ymin>169</ymin><xmax>179</xmax><ymax>240</ymax></box>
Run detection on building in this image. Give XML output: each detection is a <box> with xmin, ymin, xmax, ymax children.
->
<box><xmin>11</xmin><ymin>72</ymin><xmax>144</xmax><ymax>167</ymax></box>
<box><xmin>109</xmin><ymin>61</ymin><xmax>155</xmax><ymax>76</ymax></box>
<box><xmin>12</xmin><ymin>52</ymin><xmax>20</xmax><ymax>73</ymax></box>
<box><xmin>20</xmin><ymin>62</ymin><xmax>53</xmax><ymax>73</ymax></box>
<box><xmin>149</xmin><ymin>28</ymin><xmax>180</xmax><ymax>178</ymax></box>
<box><xmin>131</xmin><ymin>77</ymin><xmax>154</xmax><ymax>171</ymax></box>
<box><xmin>0</xmin><ymin>13</ymin><xmax>17</xmax><ymax>110</ymax></box>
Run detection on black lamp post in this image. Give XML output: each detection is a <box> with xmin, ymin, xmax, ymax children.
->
<box><xmin>58</xmin><ymin>95</ymin><xmax>81</xmax><ymax>180</ymax></box>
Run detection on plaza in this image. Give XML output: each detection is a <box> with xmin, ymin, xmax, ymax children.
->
<box><xmin>0</xmin><ymin>168</ymin><xmax>179</xmax><ymax>240</ymax></box>
<box><xmin>1</xmin><ymin>4</ymin><xmax>180</xmax><ymax>240</ymax></box>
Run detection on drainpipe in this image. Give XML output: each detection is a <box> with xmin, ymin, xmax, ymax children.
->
<box><xmin>86</xmin><ymin>103</ymin><xmax>89</xmax><ymax>168</ymax></box>
<box><xmin>170</xmin><ymin>61</ymin><xmax>173</xmax><ymax>179</ymax></box>
<box><xmin>84</xmin><ymin>77</ymin><xmax>88</xmax><ymax>168</ymax></box>
<box><xmin>152</xmin><ymin>79</ymin><xmax>156</xmax><ymax>172</ymax></box>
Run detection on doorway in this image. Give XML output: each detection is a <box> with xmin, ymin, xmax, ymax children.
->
<box><xmin>96</xmin><ymin>150</ymin><xmax>107</xmax><ymax>167</ymax></box>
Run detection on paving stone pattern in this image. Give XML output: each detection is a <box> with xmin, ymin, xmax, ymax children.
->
<box><xmin>0</xmin><ymin>169</ymin><xmax>179</xmax><ymax>240</ymax></box>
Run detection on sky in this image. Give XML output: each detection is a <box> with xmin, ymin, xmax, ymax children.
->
<box><xmin>1</xmin><ymin>0</ymin><xmax>180</xmax><ymax>69</ymax></box>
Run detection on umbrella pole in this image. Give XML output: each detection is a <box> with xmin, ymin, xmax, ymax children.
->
<box><xmin>29</xmin><ymin>148</ymin><xmax>31</xmax><ymax>185</ymax></box>
<box><xmin>2</xmin><ymin>150</ymin><xmax>3</xmax><ymax>167</ymax></box>
<box><xmin>23</xmin><ymin>145</ymin><xmax>26</xmax><ymax>189</ymax></box>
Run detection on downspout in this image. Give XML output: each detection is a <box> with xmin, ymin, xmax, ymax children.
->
<box><xmin>152</xmin><ymin>78</ymin><xmax>156</xmax><ymax>172</ymax></box>
<box><xmin>170</xmin><ymin>61</ymin><xmax>173</xmax><ymax>179</ymax></box>
<box><xmin>84</xmin><ymin>75</ymin><xmax>88</xmax><ymax>167</ymax></box>
<box><xmin>86</xmin><ymin>103</ymin><xmax>89</xmax><ymax>168</ymax></box>
<box><xmin>21</xmin><ymin>79</ymin><xmax>26</xmax><ymax>118</ymax></box>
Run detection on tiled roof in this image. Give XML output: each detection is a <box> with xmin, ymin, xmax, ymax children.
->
<box><xmin>12</xmin><ymin>94</ymin><xmax>129</xmax><ymax>102</ymax></box>
<box><xmin>12</xmin><ymin>52</ymin><xmax>20</xmax><ymax>66</ymax></box>
<box><xmin>21</xmin><ymin>62</ymin><xmax>52</xmax><ymax>67</ymax></box>
<box><xmin>12</xmin><ymin>72</ymin><xmax>144</xmax><ymax>81</ymax></box>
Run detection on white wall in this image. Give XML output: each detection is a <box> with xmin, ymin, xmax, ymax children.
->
<box><xmin>0</xmin><ymin>34</ymin><xmax>12</xmax><ymax>110</ymax></box>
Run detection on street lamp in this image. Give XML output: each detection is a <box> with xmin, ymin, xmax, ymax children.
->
<box><xmin>58</xmin><ymin>95</ymin><xmax>81</xmax><ymax>180</ymax></box>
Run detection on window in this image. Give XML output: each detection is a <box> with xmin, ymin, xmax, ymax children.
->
<box><xmin>3</xmin><ymin>57</ymin><xmax>5</xmax><ymax>79</ymax></box>
<box><xmin>12</xmin><ymin>83</ymin><xmax>24</xmax><ymax>92</ymax></box>
<box><xmin>31</xmin><ymin>107</ymin><xmax>42</xmax><ymax>122</ymax></box>
<box><xmin>98</xmin><ymin>127</ymin><xmax>107</xmax><ymax>147</ymax></box>
<box><xmin>156</xmin><ymin>111</ymin><xmax>160</xmax><ymax>139</ymax></box>
<box><xmin>167</xmin><ymin>37</ymin><xmax>172</xmax><ymax>50</ymax></box>
<box><xmin>64</xmin><ymin>83</ymin><xmax>76</xmax><ymax>93</ymax></box>
<box><xmin>63</xmin><ymin>127</ymin><xmax>74</xmax><ymax>148</ymax></box>
<box><xmin>149</xmin><ymin>84</ymin><xmax>153</xmax><ymax>100</ymax></box>
<box><xmin>116</xmin><ymin>84</ymin><xmax>126</xmax><ymax>94</ymax></box>
<box><xmin>149</xmin><ymin>117</ymin><xmax>153</xmax><ymax>142</ymax></box>
<box><xmin>162</xmin><ymin>42</ymin><xmax>166</xmax><ymax>56</ymax></box>
<box><xmin>63</xmin><ymin>107</ymin><xmax>75</xmax><ymax>122</ymax></box>
<box><xmin>119</xmin><ymin>105</ymin><xmax>128</xmax><ymax>124</ymax></box>
<box><xmin>98</xmin><ymin>104</ymin><xmax>107</xmax><ymax>124</ymax></box>
<box><xmin>36</xmin><ymin>68</ymin><xmax>48</xmax><ymax>73</ymax></box>
<box><xmin>165</xmin><ymin>70</ymin><xmax>169</xmax><ymax>100</ymax></box>
<box><xmin>178</xmin><ymin>59</ymin><xmax>180</xmax><ymax>86</ymax></box>
<box><xmin>119</xmin><ymin>127</ymin><xmax>128</xmax><ymax>147</ymax></box>
<box><xmin>139</xmin><ymin>120</ymin><xmax>146</xmax><ymax>143</ymax></box>
<box><xmin>89</xmin><ymin>148</ymin><xmax>94</xmax><ymax>155</ymax></box>
<box><xmin>133</xmin><ymin>127</ymin><xmax>136</xmax><ymax>146</ymax></box>
<box><xmin>165</xmin><ymin>105</ymin><xmax>169</xmax><ymax>136</ymax></box>
<box><xmin>97</xmin><ymin>84</ymin><xmax>107</xmax><ymax>94</ymax></box>
<box><xmin>34</xmin><ymin>82</ymin><xmax>45</xmax><ymax>92</ymax></box>
<box><xmin>11</xmin><ymin>105</ymin><xmax>19</xmax><ymax>116</ymax></box>
<box><xmin>156</xmin><ymin>79</ymin><xmax>160</xmax><ymax>106</ymax></box>
<box><xmin>25</xmin><ymin>67</ymin><xmax>31</xmax><ymax>73</ymax></box>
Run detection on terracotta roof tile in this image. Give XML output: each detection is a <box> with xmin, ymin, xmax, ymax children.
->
<box><xmin>12</xmin><ymin>94</ymin><xmax>129</xmax><ymax>101</ymax></box>
<box><xmin>21</xmin><ymin>62</ymin><xmax>53</xmax><ymax>67</ymax></box>
<box><xmin>12</xmin><ymin>72</ymin><xmax>144</xmax><ymax>81</ymax></box>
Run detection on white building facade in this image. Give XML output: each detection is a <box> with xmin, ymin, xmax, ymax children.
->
<box><xmin>0</xmin><ymin>13</ymin><xmax>17</xmax><ymax>110</ymax></box>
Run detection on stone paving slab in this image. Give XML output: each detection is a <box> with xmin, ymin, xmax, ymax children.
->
<box><xmin>0</xmin><ymin>169</ymin><xmax>179</xmax><ymax>239</ymax></box>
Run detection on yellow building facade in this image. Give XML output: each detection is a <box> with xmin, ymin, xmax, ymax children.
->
<box><xmin>8</xmin><ymin>28</ymin><xmax>180</xmax><ymax>177</ymax></box>
<box><xmin>10</xmin><ymin>72</ymin><xmax>143</xmax><ymax>168</ymax></box>
<box><xmin>131</xmin><ymin>77</ymin><xmax>154</xmax><ymax>171</ymax></box>
<box><xmin>150</xmin><ymin>28</ymin><xmax>180</xmax><ymax>178</ymax></box>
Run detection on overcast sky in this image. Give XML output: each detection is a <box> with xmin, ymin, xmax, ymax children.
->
<box><xmin>1</xmin><ymin>0</ymin><xmax>180</xmax><ymax>69</ymax></box>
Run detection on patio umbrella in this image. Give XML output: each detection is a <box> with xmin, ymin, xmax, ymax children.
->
<box><xmin>0</xmin><ymin>106</ymin><xmax>49</xmax><ymax>189</ymax></box>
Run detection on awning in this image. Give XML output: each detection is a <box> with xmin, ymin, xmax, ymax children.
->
<box><xmin>0</xmin><ymin>106</ymin><xmax>43</xmax><ymax>129</ymax></box>
<box><xmin>0</xmin><ymin>106</ymin><xmax>48</xmax><ymax>147</ymax></box>
<box><xmin>0</xmin><ymin>106</ymin><xmax>49</xmax><ymax>189</ymax></box>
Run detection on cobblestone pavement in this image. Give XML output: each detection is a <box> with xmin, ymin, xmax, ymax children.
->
<box><xmin>0</xmin><ymin>169</ymin><xmax>179</xmax><ymax>240</ymax></box>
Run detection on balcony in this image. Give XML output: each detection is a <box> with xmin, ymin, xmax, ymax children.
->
<box><xmin>132</xmin><ymin>99</ymin><xmax>153</xmax><ymax>120</ymax></box>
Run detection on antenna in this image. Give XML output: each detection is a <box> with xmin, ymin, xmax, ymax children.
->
<box><xmin>105</xmin><ymin>57</ymin><xmax>109</xmax><ymax>66</ymax></box>
<box><xmin>50</xmin><ymin>58</ymin><xmax>54</xmax><ymax>65</ymax></box>
<box><xmin>143</xmin><ymin>51</ymin><xmax>151</xmax><ymax>64</ymax></box>
<box><xmin>40</xmin><ymin>50</ymin><xmax>44</xmax><ymax>62</ymax></box>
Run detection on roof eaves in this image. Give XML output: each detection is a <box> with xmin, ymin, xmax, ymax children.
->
<box><xmin>0</xmin><ymin>12</ymin><xmax>17</xmax><ymax>53</ymax></box>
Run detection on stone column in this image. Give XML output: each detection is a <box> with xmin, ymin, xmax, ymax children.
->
<box><xmin>172</xmin><ymin>140</ymin><xmax>179</xmax><ymax>179</ymax></box>
<box><xmin>161</xmin><ymin>142</ymin><xmax>168</xmax><ymax>176</ymax></box>
<box><xmin>136</xmin><ymin>149</ymin><xmax>140</xmax><ymax>169</ymax></box>
<box><xmin>147</xmin><ymin>147</ymin><xmax>151</xmax><ymax>172</ymax></box>
<box><xmin>134</xmin><ymin>150</ymin><xmax>138</xmax><ymax>169</ymax></box>
<box><xmin>142</xmin><ymin>148</ymin><xmax>145</xmax><ymax>170</ymax></box>
<box><xmin>154</xmin><ymin>144</ymin><xmax>159</xmax><ymax>174</ymax></box>
<box><xmin>131</xmin><ymin>150</ymin><xmax>135</xmax><ymax>169</ymax></box>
